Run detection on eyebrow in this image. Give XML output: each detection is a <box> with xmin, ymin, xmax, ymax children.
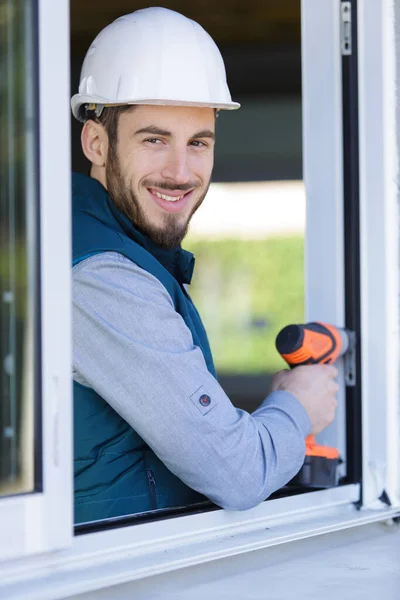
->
<box><xmin>134</xmin><ymin>126</ymin><xmax>215</xmax><ymax>141</ymax></box>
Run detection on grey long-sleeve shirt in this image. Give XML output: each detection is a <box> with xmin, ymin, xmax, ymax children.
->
<box><xmin>73</xmin><ymin>251</ymin><xmax>311</xmax><ymax>511</ymax></box>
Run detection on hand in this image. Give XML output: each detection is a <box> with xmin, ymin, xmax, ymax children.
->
<box><xmin>271</xmin><ymin>365</ymin><xmax>339</xmax><ymax>434</ymax></box>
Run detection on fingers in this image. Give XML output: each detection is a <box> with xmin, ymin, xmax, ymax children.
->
<box><xmin>313</xmin><ymin>364</ymin><xmax>339</xmax><ymax>378</ymax></box>
<box><xmin>325</xmin><ymin>364</ymin><xmax>339</xmax><ymax>379</ymax></box>
<box><xmin>271</xmin><ymin>369</ymin><xmax>290</xmax><ymax>391</ymax></box>
<box><xmin>272</xmin><ymin>369</ymin><xmax>290</xmax><ymax>382</ymax></box>
<box><xmin>331</xmin><ymin>380</ymin><xmax>340</xmax><ymax>394</ymax></box>
<box><xmin>297</xmin><ymin>364</ymin><xmax>339</xmax><ymax>378</ymax></box>
<box><xmin>273</xmin><ymin>363</ymin><xmax>340</xmax><ymax>434</ymax></box>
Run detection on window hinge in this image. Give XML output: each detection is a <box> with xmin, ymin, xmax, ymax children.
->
<box><xmin>341</xmin><ymin>2</ymin><xmax>352</xmax><ymax>56</ymax></box>
<box><xmin>343</xmin><ymin>330</ymin><xmax>357</xmax><ymax>387</ymax></box>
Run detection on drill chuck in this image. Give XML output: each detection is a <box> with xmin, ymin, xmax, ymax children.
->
<box><xmin>276</xmin><ymin>322</ymin><xmax>352</xmax><ymax>367</ymax></box>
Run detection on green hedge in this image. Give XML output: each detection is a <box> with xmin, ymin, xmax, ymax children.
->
<box><xmin>184</xmin><ymin>235</ymin><xmax>305</xmax><ymax>374</ymax></box>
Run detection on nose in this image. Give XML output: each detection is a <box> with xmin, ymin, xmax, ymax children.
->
<box><xmin>161</xmin><ymin>147</ymin><xmax>191</xmax><ymax>185</ymax></box>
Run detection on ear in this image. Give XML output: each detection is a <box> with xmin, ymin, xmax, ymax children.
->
<box><xmin>81</xmin><ymin>120</ymin><xmax>108</xmax><ymax>167</ymax></box>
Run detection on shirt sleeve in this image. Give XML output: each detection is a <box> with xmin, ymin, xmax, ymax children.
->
<box><xmin>73</xmin><ymin>251</ymin><xmax>312</xmax><ymax>511</ymax></box>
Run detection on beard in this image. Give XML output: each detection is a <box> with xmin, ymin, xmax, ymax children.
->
<box><xmin>105</xmin><ymin>146</ymin><xmax>210</xmax><ymax>249</ymax></box>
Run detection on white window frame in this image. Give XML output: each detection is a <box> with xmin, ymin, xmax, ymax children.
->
<box><xmin>302</xmin><ymin>0</ymin><xmax>347</xmax><ymax>461</ymax></box>
<box><xmin>0</xmin><ymin>0</ymin><xmax>73</xmax><ymax>562</ymax></box>
<box><xmin>0</xmin><ymin>0</ymin><xmax>399</xmax><ymax>597</ymax></box>
<box><xmin>357</xmin><ymin>0</ymin><xmax>400</xmax><ymax>508</ymax></box>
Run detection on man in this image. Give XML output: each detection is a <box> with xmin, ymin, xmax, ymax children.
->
<box><xmin>71</xmin><ymin>7</ymin><xmax>338</xmax><ymax>524</ymax></box>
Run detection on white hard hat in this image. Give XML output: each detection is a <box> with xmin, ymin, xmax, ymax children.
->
<box><xmin>71</xmin><ymin>7</ymin><xmax>240</xmax><ymax>121</ymax></box>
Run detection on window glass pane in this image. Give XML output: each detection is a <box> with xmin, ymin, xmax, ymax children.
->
<box><xmin>0</xmin><ymin>0</ymin><xmax>39</xmax><ymax>496</ymax></box>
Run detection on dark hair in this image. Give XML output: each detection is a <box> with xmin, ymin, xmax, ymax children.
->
<box><xmin>84</xmin><ymin>105</ymin><xmax>135</xmax><ymax>147</ymax></box>
<box><xmin>84</xmin><ymin>103</ymin><xmax>218</xmax><ymax>148</ymax></box>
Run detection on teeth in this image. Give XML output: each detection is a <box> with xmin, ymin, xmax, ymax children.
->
<box><xmin>153</xmin><ymin>191</ymin><xmax>185</xmax><ymax>202</ymax></box>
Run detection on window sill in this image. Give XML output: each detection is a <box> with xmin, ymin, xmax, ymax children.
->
<box><xmin>3</xmin><ymin>484</ymin><xmax>399</xmax><ymax>600</ymax></box>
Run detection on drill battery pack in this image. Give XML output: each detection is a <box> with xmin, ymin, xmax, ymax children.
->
<box><xmin>291</xmin><ymin>454</ymin><xmax>340</xmax><ymax>488</ymax></box>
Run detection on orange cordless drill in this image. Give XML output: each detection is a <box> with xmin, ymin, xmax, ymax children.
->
<box><xmin>275</xmin><ymin>322</ymin><xmax>356</xmax><ymax>488</ymax></box>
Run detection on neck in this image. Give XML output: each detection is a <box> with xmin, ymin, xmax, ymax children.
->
<box><xmin>90</xmin><ymin>164</ymin><xmax>107</xmax><ymax>190</ymax></box>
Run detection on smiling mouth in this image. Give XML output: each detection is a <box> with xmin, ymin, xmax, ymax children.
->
<box><xmin>151</xmin><ymin>190</ymin><xmax>187</xmax><ymax>203</ymax></box>
<box><xmin>147</xmin><ymin>187</ymin><xmax>194</xmax><ymax>213</ymax></box>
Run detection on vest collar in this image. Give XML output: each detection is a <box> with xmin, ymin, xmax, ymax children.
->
<box><xmin>73</xmin><ymin>172</ymin><xmax>195</xmax><ymax>285</ymax></box>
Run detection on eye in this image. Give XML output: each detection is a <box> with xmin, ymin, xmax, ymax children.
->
<box><xmin>144</xmin><ymin>137</ymin><xmax>163</xmax><ymax>144</ymax></box>
<box><xmin>190</xmin><ymin>140</ymin><xmax>207</xmax><ymax>148</ymax></box>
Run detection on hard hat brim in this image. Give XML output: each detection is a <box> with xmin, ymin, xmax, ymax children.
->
<box><xmin>71</xmin><ymin>95</ymin><xmax>240</xmax><ymax>122</ymax></box>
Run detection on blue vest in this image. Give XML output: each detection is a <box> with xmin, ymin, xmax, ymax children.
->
<box><xmin>72</xmin><ymin>172</ymin><xmax>216</xmax><ymax>524</ymax></box>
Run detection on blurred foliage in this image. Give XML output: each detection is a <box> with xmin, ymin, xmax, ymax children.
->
<box><xmin>185</xmin><ymin>235</ymin><xmax>304</xmax><ymax>374</ymax></box>
<box><xmin>0</xmin><ymin>244</ymin><xmax>27</xmax><ymax>318</ymax></box>
<box><xmin>0</xmin><ymin>0</ymin><xmax>34</xmax><ymax>491</ymax></box>
<box><xmin>0</xmin><ymin>0</ymin><xmax>30</xmax><ymax>236</ymax></box>
<box><xmin>0</xmin><ymin>0</ymin><xmax>32</xmax><ymax>320</ymax></box>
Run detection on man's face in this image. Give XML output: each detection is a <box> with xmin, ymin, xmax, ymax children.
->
<box><xmin>105</xmin><ymin>105</ymin><xmax>215</xmax><ymax>249</ymax></box>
